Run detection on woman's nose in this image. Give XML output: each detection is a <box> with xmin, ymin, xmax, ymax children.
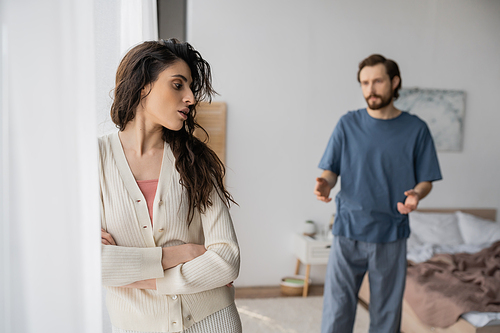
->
<box><xmin>184</xmin><ymin>89</ymin><xmax>195</xmax><ymax>105</ymax></box>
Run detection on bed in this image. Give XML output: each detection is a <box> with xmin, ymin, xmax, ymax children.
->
<box><xmin>357</xmin><ymin>208</ymin><xmax>500</xmax><ymax>333</ymax></box>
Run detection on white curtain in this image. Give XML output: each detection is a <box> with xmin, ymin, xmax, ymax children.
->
<box><xmin>1</xmin><ymin>0</ymin><xmax>101</xmax><ymax>333</ymax></box>
<box><xmin>0</xmin><ymin>0</ymin><xmax>160</xmax><ymax>331</ymax></box>
<box><xmin>120</xmin><ymin>0</ymin><xmax>159</xmax><ymax>56</ymax></box>
<box><xmin>96</xmin><ymin>0</ymin><xmax>159</xmax><ymax>137</ymax></box>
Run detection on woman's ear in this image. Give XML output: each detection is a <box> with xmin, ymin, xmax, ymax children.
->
<box><xmin>141</xmin><ymin>84</ymin><xmax>151</xmax><ymax>98</ymax></box>
<box><xmin>137</xmin><ymin>84</ymin><xmax>152</xmax><ymax>111</ymax></box>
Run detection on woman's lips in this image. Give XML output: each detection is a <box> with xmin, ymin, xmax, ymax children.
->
<box><xmin>178</xmin><ymin>108</ymin><xmax>189</xmax><ymax>120</ymax></box>
<box><xmin>178</xmin><ymin>111</ymin><xmax>188</xmax><ymax>120</ymax></box>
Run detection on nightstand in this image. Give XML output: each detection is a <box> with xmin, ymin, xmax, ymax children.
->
<box><xmin>293</xmin><ymin>233</ymin><xmax>332</xmax><ymax>297</ymax></box>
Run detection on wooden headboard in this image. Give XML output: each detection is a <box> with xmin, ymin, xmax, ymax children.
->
<box><xmin>417</xmin><ymin>208</ymin><xmax>497</xmax><ymax>221</ymax></box>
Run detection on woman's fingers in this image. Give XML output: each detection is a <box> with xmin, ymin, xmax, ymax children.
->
<box><xmin>101</xmin><ymin>228</ymin><xmax>116</xmax><ymax>245</ymax></box>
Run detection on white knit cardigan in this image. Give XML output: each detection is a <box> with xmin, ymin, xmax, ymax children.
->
<box><xmin>99</xmin><ymin>132</ymin><xmax>240</xmax><ymax>332</ymax></box>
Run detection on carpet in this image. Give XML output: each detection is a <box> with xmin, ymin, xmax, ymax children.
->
<box><xmin>235</xmin><ymin>296</ymin><xmax>369</xmax><ymax>333</ymax></box>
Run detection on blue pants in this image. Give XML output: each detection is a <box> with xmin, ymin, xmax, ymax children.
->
<box><xmin>321</xmin><ymin>235</ymin><xmax>407</xmax><ymax>333</ymax></box>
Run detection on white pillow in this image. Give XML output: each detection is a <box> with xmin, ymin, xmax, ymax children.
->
<box><xmin>409</xmin><ymin>211</ymin><xmax>464</xmax><ymax>245</ymax></box>
<box><xmin>456</xmin><ymin>211</ymin><xmax>500</xmax><ymax>245</ymax></box>
<box><xmin>407</xmin><ymin>231</ymin><xmax>423</xmax><ymax>249</ymax></box>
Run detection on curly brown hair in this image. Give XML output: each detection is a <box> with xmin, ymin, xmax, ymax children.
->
<box><xmin>110</xmin><ymin>39</ymin><xmax>235</xmax><ymax>224</ymax></box>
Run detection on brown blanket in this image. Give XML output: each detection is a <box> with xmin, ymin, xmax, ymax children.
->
<box><xmin>405</xmin><ymin>241</ymin><xmax>500</xmax><ymax>328</ymax></box>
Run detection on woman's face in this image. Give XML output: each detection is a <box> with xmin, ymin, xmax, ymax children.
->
<box><xmin>140</xmin><ymin>59</ymin><xmax>195</xmax><ymax>131</ymax></box>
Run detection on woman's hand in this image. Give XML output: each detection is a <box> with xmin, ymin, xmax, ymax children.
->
<box><xmin>101</xmin><ymin>228</ymin><xmax>116</xmax><ymax>245</ymax></box>
<box><xmin>161</xmin><ymin>244</ymin><xmax>207</xmax><ymax>270</ymax></box>
<box><xmin>184</xmin><ymin>243</ymin><xmax>207</xmax><ymax>260</ymax></box>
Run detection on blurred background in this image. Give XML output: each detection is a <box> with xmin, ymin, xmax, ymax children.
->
<box><xmin>2</xmin><ymin>0</ymin><xmax>500</xmax><ymax>332</ymax></box>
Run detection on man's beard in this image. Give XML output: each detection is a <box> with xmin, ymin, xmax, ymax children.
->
<box><xmin>365</xmin><ymin>90</ymin><xmax>393</xmax><ymax>110</ymax></box>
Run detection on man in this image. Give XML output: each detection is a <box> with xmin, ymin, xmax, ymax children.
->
<box><xmin>315</xmin><ymin>54</ymin><xmax>442</xmax><ymax>333</ymax></box>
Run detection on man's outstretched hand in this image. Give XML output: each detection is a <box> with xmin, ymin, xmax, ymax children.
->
<box><xmin>397</xmin><ymin>189</ymin><xmax>420</xmax><ymax>214</ymax></box>
<box><xmin>314</xmin><ymin>177</ymin><xmax>332</xmax><ymax>203</ymax></box>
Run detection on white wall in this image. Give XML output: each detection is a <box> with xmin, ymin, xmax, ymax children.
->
<box><xmin>187</xmin><ymin>0</ymin><xmax>500</xmax><ymax>286</ymax></box>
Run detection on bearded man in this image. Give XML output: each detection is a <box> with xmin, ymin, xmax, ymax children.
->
<box><xmin>315</xmin><ymin>54</ymin><xmax>442</xmax><ymax>333</ymax></box>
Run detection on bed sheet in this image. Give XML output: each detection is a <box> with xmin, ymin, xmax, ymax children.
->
<box><xmin>407</xmin><ymin>242</ymin><xmax>500</xmax><ymax>328</ymax></box>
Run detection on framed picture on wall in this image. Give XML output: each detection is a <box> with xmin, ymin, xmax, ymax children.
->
<box><xmin>395</xmin><ymin>88</ymin><xmax>466</xmax><ymax>152</ymax></box>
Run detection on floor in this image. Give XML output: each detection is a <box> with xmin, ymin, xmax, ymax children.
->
<box><xmin>235</xmin><ymin>284</ymin><xmax>325</xmax><ymax>299</ymax></box>
<box><xmin>234</xmin><ymin>286</ymin><xmax>370</xmax><ymax>333</ymax></box>
<box><xmin>235</xmin><ymin>284</ymin><xmax>369</xmax><ymax>310</ymax></box>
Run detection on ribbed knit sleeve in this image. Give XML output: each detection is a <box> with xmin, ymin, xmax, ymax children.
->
<box><xmin>156</xmin><ymin>189</ymin><xmax>240</xmax><ymax>295</ymax></box>
<box><xmin>101</xmin><ymin>245</ymin><xmax>164</xmax><ymax>286</ymax></box>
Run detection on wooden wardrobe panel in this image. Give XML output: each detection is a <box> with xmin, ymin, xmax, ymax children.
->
<box><xmin>194</xmin><ymin>101</ymin><xmax>227</xmax><ymax>165</ymax></box>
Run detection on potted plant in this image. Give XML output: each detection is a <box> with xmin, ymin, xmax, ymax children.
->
<box><xmin>303</xmin><ymin>220</ymin><xmax>316</xmax><ymax>237</ymax></box>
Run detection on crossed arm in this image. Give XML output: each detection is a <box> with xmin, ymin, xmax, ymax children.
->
<box><xmin>101</xmin><ymin>230</ymin><xmax>206</xmax><ymax>289</ymax></box>
<box><xmin>314</xmin><ymin>169</ymin><xmax>433</xmax><ymax>214</ymax></box>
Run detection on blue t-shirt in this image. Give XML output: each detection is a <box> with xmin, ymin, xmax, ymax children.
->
<box><xmin>319</xmin><ymin>109</ymin><xmax>442</xmax><ymax>243</ymax></box>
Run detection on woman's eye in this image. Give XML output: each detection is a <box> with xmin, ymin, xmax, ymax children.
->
<box><xmin>174</xmin><ymin>83</ymin><xmax>182</xmax><ymax>89</ymax></box>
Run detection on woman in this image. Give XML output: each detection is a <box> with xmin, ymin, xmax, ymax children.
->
<box><xmin>99</xmin><ymin>39</ymin><xmax>241</xmax><ymax>333</ymax></box>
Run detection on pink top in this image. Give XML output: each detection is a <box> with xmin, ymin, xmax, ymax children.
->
<box><xmin>136</xmin><ymin>179</ymin><xmax>159</xmax><ymax>226</ymax></box>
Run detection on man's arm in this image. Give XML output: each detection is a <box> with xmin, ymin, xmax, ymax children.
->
<box><xmin>314</xmin><ymin>170</ymin><xmax>338</xmax><ymax>203</ymax></box>
<box><xmin>397</xmin><ymin>181</ymin><xmax>433</xmax><ymax>214</ymax></box>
